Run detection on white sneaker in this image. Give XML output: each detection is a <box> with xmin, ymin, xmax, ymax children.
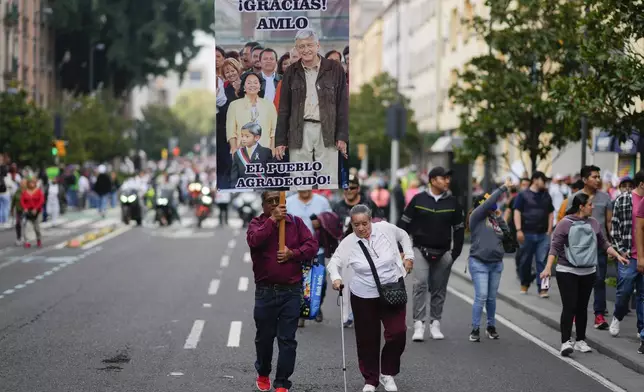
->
<box><xmin>574</xmin><ymin>340</ymin><xmax>592</xmax><ymax>353</ymax></box>
<box><xmin>429</xmin><ymin>320</ymin><xmax>444</xmax><ymax>340</ymax></box>
<box><xmin>362</xmin><ymin>385</ymin><xmax>376</xmax><ymax>392</ymax></box>
<box><xmin>609</xmin><ymin>317</ymin><xmax>620</xmax><ymax>337</ymax></box>
<box><xmin>560</xmin><ymin>340</ymin><xmax>574</xmax><ymax>357</ymax></box>
<box><xmin>379</xmin><ymin>375</ymin><xmax>398</xmax><ymax>391</ymax></box>
<box><xmin>412</xmin><ymin>320</ymin><xmax>425</xmax><ymax>341</ymax></box>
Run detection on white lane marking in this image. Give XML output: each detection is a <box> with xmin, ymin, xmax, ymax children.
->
<box><xmin>3</xmin><ymin>289</ymin><xmax>15</xmax><ymax>295</ymax></box>
<box><xmin>14</xmin><ymin>284</ymin><xmax>25</xmax><ymax>290</ymax></box>
<box><xmin>184</xmin><ymin>320</ymin><xmax>206</xmax><ymax>349</ymax></box>
<box><xmin>54</xmin><ymin>241</ymin><xmax>68</xmax><ymax>249</ymax></box>
<box><xmin>61</xmin><ymin>218</ymin><xmax>94</xmax><ymax>229</ymax></box>
<box><xmin>81</xmin><ymin>225</ymin><xmax>133</xmax><ymax>249</ymax></box>
<box><xmin>89</xmin><ymin>218</ymin><xmax>119</xmax><ymax>229</ymax></box>
<box><xmin>243</xmin><ymin>252</ymin><xmax>251</xmax><ymax>263</ymax></box>
<box><xmin>35</xmin><ymin>275</ymin><xmax>44</xmax><ymax>280</ymax></box>
<box><xmin>238</xmin><ymin>277</ymin><xmax>249</xmax><ymax>292</ymax></box>
<box><xmin>208</xmin><ymin>279</ymin><xmax>220</xmax><ymax>295</ymax></box>
<box><xmin>41</xmin><ymin>218</ymin><xmax>68</xmax><ymax>228</ymax></box>
<box><xmin>228</xmin><ymin>239</ymin><xmax>236</xmax><ymax>248</ymax></box>
<box><xmin>203</xmin><ymin>303</ymin><xmax>212</xmax><ymax>308</ymax></box>
<box><xmin>43</xmin><ymin>271</ymin><xmax>53</xmax><ymax>276</ymax></box>
<box><xmin>24</xmin><ymin>279</ymin><xmax>35</xmax><ymax>285</ymax></box>
<box><xmin>446</xmin><ymin>286</ymin><xmax>628</xmax><ymax>392</ymax></box>
<box><xmin>220</xmin><ymin>255</ymin><xmax>230</xmax><ymax>267</ymax></box>
<box><xmin>0</xmin><ymin>295</ymin><xmax>4</xmax><ymax>299</ymax></box>
<box><xmin>169</xmin><ymin>372</ymin><xmax>184</xmax><ymax>376</ymax></box>
<box><xmin>227</xmin><ymin>321</ymin><xmax>242</xmax><ymax>347</ymax></box>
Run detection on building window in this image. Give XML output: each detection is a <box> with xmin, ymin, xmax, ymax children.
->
<box><xmin>189</xmin><ymin>70</ymin><xmax>202</xmax><ymax>81</ymax></box>
<box><xmin>449</xmin><ymin>69</ymin><xmax>458</xmax><ymax>110</ymax></box>
<box><xmin>463</xmin><ymin>0</ymin><xmax>474</xmax><ymax>43</ymax></box>
<box><xmin>449</xmin><ymin>8</ymin><xmax>459</xmax><ymax>52</ymax></box>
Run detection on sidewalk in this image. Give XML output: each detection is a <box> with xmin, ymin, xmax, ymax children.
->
<box><xmin>0</xmin><ymin>207</ymin><xmax>119</xmax><ymax>231</ymax></box>
<box><xmin>451</xmin><ymin>244</ymin><xmax>644</xmax><ymax>375</ymax></box>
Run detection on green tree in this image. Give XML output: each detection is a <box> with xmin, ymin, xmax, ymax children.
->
<box><xmin>172</xmin><ymin>89</ymin><xmax>217</xmax><ymax>137</ymax></box>
<box><xmin>0</xmin><ymin>90</ymin><xmax>53</xmax><ymax>167</ymax></box>
<box><xmin>450</xmin><ymin>0</ymin><xmax>584</xmax><ymax>173</ymax></box>
<box><xmin>51</xmin><ymin>0</ymin><xmax>214</xmax><ymax>96</ymax></box>
<box><xmin>349</xmin><ymin>73</ymin><xmax>420</xmax><ymax>170</ymax></box>
<box><xmin>551</xmin><ymin>1</ymin><xmax>644</xmax><ymax>142</ymax></box>
<box><xmin>63</xmin><ymin>94</ymin><xmax>132</xmax><ymax>163</ymax></box>
<box><xmin>138</xmin><ymin>104</ymin><xmax>194</xmax><ymax>160</ymax></box>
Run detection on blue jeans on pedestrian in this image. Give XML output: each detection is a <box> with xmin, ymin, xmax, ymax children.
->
<box><xmin>469</xmin><ymin>257</ymin><xmax>504</xmax><ymax>329</ymax></box>
<box><xmin>0</xmin><ymin>193</ymin><xmax>10</xmax><ymax>223</ymax></box>
<box><xmin>519</xmin><ymin>232</ymin><xmax>550</xmax><ymax>291</ymax></box>
<box><xmin>593</xmin><ymin>250</ymin><xmax>608</xmax><ymax>315</ymax></box>
<box><xmin>613</xmin><ymin>258</ymin><xmax>644</xmax><ymax>340</ymax></box>
<box><xmin>97</xmin><ymin>194</ymin><xmax>109</xmax><ymax>214</ymax></box>
<box><xmin>254</xmin><ymin>284</ymin><xmax>301</xmax><ymax>390</ymax></box>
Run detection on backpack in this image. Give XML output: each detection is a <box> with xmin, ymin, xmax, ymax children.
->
<box><xmin>564</xmin><ymin>218</ymin><xmax>598</xmax><ymax>268</ymax></box>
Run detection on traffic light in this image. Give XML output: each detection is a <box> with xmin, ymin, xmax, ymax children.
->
<box><xmin>55</xmin><ymin>140</ymin><xmax>66</xmax><ymax>157</ymax></box>
<box><xmin>51</xmin><ymin>141</ymin><xmax>58</xmax><ymax>156</ymax></box>
<box><xmin>161</xmin><ymin>148</ymin><xmax>168</xmax><ymax>159</ymax></box>
<box><xmin>357</xmin><ymin>143</ymin><xmax>367</xmax><ymax>160</ymax></box>
<box><xmin>172</xmin><ymin>146</ymin><xmax>180</xmax><ymax>157</ymax></box>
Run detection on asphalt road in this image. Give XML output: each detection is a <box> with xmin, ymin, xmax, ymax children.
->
<box><xmin>0</xmin><ymin>208</ymin><xmax>637</xmax><ymax>392</ymax></box>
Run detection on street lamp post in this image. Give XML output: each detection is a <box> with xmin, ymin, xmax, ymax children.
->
<box><xmin>89</xmin><ymin>42</ymin><xmax>105</xmax><ymax>93</ymax></box>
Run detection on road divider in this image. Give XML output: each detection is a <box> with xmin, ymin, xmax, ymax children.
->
<box><xmin>65</xmin><ymin>224</ymin><xmax>130</xmax><ymax>249</ymax></box>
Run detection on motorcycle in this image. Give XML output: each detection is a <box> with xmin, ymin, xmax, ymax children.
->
<box><xmin>195</xmin><ymin>186</ymin><xmax>213</xmax><ymax>228</ymax></box>
<box><xmin>233</xmin><ymin>192</ymin><xmax>262</xmax><ymax>228</ymax></box>
<box><xmin>155</xmin><ymin>189</ymin><xmax>174</xmax><ymax>226</ymax></box>
<box><xmin>120</xmin><ymin>189</ymin><xmax>143</xmax><ymax>226</ymax></box>
<box><xmin>187</xmin><ymin>182</ymin><xmax>202</xmax><ymax>207</ymax></box>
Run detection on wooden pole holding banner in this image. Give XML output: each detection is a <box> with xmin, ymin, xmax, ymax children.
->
<box><xmin>279</xmin><ymin>191</ymin><xmax>286</xmax><ymax>252</ymax></box>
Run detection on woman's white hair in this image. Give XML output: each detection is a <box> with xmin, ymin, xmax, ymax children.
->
<box><xmin>349</xmin><ymin>204</ymin><xmax>372</xmax><ymax>218</ymax></box>
<box><xmin>294</xmin><ymin>28</ymin><xmax>319</xmax><ymax>43</ymax></box>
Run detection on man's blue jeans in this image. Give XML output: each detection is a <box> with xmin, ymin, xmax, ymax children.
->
<box><xmin>469</xmin><ymin>257</ymin><xmax>503</xmax><ymax>328</ymax></box>
<box><xmin>593</xmin><ymin>251</ymin><xmax>608</xmax><ymax>315</ymax></box>
<box><xmin>0</xmin><ymin>193</ymin><xmax>10</xmax><ymax>223</ymax></box>
<box><xmin>519</xmin><ymin>232</ymin><xmax>550</xmax><ymax>291</ymax></box>
<box><xmin>613</xmin><ymin>258</ymin><xmax>644</xmax><ymax>340</ymax></box>
<box><xmin>254</xmin><ymin>284</ymin><xmax>301</xmax><ymax>389</ymax></box>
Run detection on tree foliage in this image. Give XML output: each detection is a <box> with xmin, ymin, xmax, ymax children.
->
<box><xmin>172</xmin><ymin>89</ymin><xmax>218</xmax><ymax>137</ymax></box>
<box><xmin>450</xmin><ymin>0</ymin><xmax>584</xmax><ymax>173</ymax></box>
<box><xmin>51</xmin><ymin>0</ymin><xmax>214</xmax><ymax>97</ymax></box>
<box><xmin>62</xmin><ymin>94</ymin><xmax>133</xmax><ymax>163</ymax></box>
<box><xmin>137</xmin><ymin>104</ymin><xmax>197</xmax><ymax>160</ymax></box>
<box><xmin>0</xmin><ymin>90</ymin><xmax>53</xmax><ymax>167</ymax></box>
<box><xmin>349</xmin><ymin>73</ymin><xmax>421</xmax><ymax>170</ymax></box>
<box><xmin>551</xmin><ymin>1</ymin><xmax>644</xmax><ymax>140</ymax></box>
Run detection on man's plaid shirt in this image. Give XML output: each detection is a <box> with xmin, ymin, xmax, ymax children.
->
<box><xmin>611</xmin><ymin>192</ymin><xmax>632</xmax><ymax>256</ymax></box>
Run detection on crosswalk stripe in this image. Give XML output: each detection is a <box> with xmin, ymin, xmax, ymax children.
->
<box><xmin>227</xmin><ymin>321</ymin><xmax>242</xmax><ymax>347</ymax></box>
<box><xmin>208</xmin><ymin>279</ymin><xmax>220</xmax><ymax>295</ymax></box>
<box><xmin>238</xmin><ymin>277</ymin><xmax>249</xmax><ymax>292</ymax></box>
<box><xmin>184</xmin><ymin>320</ymin><xmax>205</xmax><ymax>349</ymax></box>
<box><xmin>243</xmin><ymin>252</ymin><xmax>251</xmax><ymax>263</ymax></box>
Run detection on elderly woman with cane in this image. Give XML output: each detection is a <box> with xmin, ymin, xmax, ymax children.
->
<box><xmin>328</xmin><ymin>204</ymin><xmax>414</xmax><ymax>392</ymax></box>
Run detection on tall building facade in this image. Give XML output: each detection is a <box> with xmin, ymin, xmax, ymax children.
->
<box><xmin>0</xmin><ymin>0</ymin><xmax>56</xmax><ymax>107</ymax></box>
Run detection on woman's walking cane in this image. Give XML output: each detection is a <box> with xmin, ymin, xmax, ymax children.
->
<box><xmin>338</xmin><ymin>284</ymin><xmax>348</xmax><ymax>392</ymax></box>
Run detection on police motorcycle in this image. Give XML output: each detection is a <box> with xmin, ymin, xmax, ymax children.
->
<box><xmin>195</xmin><ymin>186</ymin><xmax>213</xmax><ymax>228</ymax></box>
<box><xmin>119</xmin><ymin>188</ymin><xmax>143</xmax><ymax>226</ymax></box>
<box><xmin>232</xmin><ymin>192</ymin><xmax>262</xmax><ymax>228</ymax></box>
<box><xmin>155</xmin><ymin>188</ymin><xmax>175</xmax><ymax>226</ymax></box>
<box><xmin>187</xmin><ymin>182</ymin><xmax>202</xmax><ymax>207</ymax></box>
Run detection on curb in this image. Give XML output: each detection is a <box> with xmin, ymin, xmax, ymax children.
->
<box><xmin>66</xmin><ymin>226</ymin><xmax>117</xmax><ymax>248</ymax></box>
<box><xmin>451</xmin><ymin>268</ymin><xmax>644</xmax><ymax>376</ymax></box>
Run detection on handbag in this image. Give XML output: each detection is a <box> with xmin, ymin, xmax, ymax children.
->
<box><xmin>497</xmin><ymin>217</ymin><xmax>518</xmax><ymax>253</ymax></box>
<box><xmin>300</xmin><ymin>260</ymin><xmax>325</xmax><ymax>320</ymax></box>
<box><xmin>418</xmin><ymin>246</ymin><xmax>447</xmax><ymax>262</ymax></box>
<box><xmin>357</xmin><ymin>240</ymin><xmax>407</xmax><ymax>307</ymax></box>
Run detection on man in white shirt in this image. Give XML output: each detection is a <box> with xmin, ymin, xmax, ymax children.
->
<box><xmin>259</xmin><ymin>48</ymin><xmax>280</xmax><ymax>102</ymax></box>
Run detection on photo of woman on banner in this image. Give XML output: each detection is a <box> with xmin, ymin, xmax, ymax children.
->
<box><xmin>230</xmin><ymin>122</ymin><xmax>274</xmax><ymax>186</ymax></box>
<box><xmin>274</xmin><ymin>28</ymin><xmax>349</xmax><ymax>190</ymax></box>
<box><xmin>226</xmin><ymin>71</ymin><xmax>277</xmax><ymax>157</ymax></box>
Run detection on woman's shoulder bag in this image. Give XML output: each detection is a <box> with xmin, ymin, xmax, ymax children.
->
<box><xmin>357</xmin><ymin>240</ymin><xmax>407</xmax><ymax>307</ymax></box>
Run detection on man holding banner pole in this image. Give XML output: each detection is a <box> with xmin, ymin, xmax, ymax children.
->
<box><xmin>274</xmin><ymin>28</ymin><xmax>349</xmax><ymax>190</ymax></box>
<box><xmin>247</xmin><ymin>191</ymin><xmax>318</xmax><ymax>392</ymax></box>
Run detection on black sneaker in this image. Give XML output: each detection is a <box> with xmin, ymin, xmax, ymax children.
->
<box><xmin>486</xmin><ymin>326</ymin><xmax>500</xmax><ymax>340</ymax></box>
<box><xmin>638</xmin><ymin>341</ymin><xmax>644</xmax><ymax>355</ymax></box>
<box><xmin>315</xmin><ymin>310</ymin><xmax>323</xmax><ymax>323</ymax></box>
<box><xmin>469</xmin><ymin>328</ymin><xmax>480</xmax><ymax>342</ymax></box>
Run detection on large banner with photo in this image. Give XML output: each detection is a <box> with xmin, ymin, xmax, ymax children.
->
<box><xmin>214</xmin><ymin>0</ymin><xmax>350</xmax><ymax>192</ymax></box>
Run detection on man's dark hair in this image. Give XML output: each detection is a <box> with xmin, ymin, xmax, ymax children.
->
<box><xmin>325</xmin><ymin>49</ymin><xmax>342</xmax><ymax>60</ymax></box>
<box><xmin>570</xmin><ymin>179</ymin><xmax>584</xmax><ymax>192</ymax></box>
<box><xmin>244</xmin><ymin>41</ymin><xmax>261</xmax><ymax>50</ymax></box>
<box><xmin>520</xmin><ymin>177</ymin><xmax>530</xmax><ymax>183</ymax></box>
<box><xmin>251</xmin><ymin>45</ymin><xmax>264</xmax><ymax>54</ymax></box>
<box><xmin>342</xmin><ymin>45</ymin><xmax>349</xmax><ymax>56</ymax></box>
<box><xmin>259</xmin><ymin>48</ymin><xmax>278</xmax><ymax>62</ymax></box>
<box><xmin>580</xmin><ymin>165</ymin><xmax>600</xmax><ymax>179</ymax></box>
<box><xmin>635</xmin><ymin>170</ymin><xmax>644</xmax><ymax>187</ymax></box>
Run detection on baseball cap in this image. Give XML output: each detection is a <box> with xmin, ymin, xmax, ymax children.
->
<box><xmin>428</xmin><ymin>166</ymin><xmax>453</xmax><ymax>179</ymax></box>
<box><xmin>348</xmin><ymin>174</ymin><xmax>360</xmax><ymax>187</ymax></box>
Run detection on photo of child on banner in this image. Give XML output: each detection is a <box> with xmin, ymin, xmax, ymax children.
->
<box><xmin>214</xmin><ymin>0</ymin><xmax>350</xmax><ymax>191</ymax></box>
